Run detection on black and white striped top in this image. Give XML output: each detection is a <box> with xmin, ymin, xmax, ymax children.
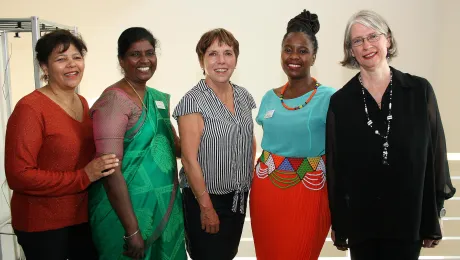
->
<box><xmin>173</xmin><ymin>79</ymin><xmax>256</xmax><ymax>213</ymax></box>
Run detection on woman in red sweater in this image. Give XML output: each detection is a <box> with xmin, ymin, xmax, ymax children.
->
<box><xmin>5</xmin><ymin>30</ymin><xmax>118</xmax><ymax>260</ymax></box>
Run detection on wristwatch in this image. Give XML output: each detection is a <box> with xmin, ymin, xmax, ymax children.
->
<box><xmin>439</xmin><ymin>207</ymin><xmax>447</xmax><ymax>218</ymax></box>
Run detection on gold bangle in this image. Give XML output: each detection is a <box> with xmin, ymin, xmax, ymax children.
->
<box><xmin>123</xmin><ymin>229</ymin><xmax>140</xmax><ymax>240</ymax></box>
<box><xmin>195</xmin><ymin>189</ymin><xmax>207</xmax><ymax>199</ymax></box>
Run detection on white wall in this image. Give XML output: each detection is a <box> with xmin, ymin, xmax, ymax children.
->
<box><xmin>436</xmin><ymin>0</ymin><xmax>460</xmax><ymax>153</ymax></box>
<box><xmin>1</xmin><ymin>0</ymin><xmax>456</xmax><ymax>149</ymax></box>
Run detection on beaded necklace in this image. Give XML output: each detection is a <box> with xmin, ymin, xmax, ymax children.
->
<box><xmin>279</xmin><ymin>79</ymin><xmax>320</xmax><ymax>110</ymax></box>
<box><xmin>358</xmin><ymin>71</ymin><xmax>393</xmax><ymax>165</ymax></box>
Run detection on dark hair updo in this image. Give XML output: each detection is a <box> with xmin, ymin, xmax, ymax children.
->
<box><xmin>282</xmin><ymin>9</ymin><xmax>320</xmax><ymax>54</ymax></box>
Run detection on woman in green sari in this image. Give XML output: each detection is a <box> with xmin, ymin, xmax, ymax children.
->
<box><xmin>88</xmin><ymin>27</ymin><xmax>186</xmax><ymax>260</ymax></box>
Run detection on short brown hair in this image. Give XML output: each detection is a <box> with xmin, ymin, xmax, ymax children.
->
<box><xmin>196</xmin><ymin>28</ymin><xmax>239</xmax><ymax>66</ymax></box>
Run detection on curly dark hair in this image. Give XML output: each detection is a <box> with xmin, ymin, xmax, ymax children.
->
<box><xmin>282</xmin><ymin>9</ymin><xmax>320</xmax><ymax>54</ymax></box>
<box><xmin>35</xmin><ymin>29</ymin><xmax>87</xmax><ymax>66</ymax></box>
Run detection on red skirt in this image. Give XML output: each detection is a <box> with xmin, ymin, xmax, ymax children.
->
<box><xmin>250</xmin><ymin>153</ymin><xmax>331</xmax><ymax>260</ymax></box>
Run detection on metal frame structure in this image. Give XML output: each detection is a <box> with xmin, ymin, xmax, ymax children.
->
<box><xmin>0</xmin><ymin>16</ymin><xmax>78</xmax><ymax>91</ymax></box>
<box><xmin>0</xmin><ymin>17</ymin><xmax>78</xmax><ymax>260</ymax></box>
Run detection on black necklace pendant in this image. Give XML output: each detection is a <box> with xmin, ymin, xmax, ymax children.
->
<box><xmin>359</xmin><ymin>71</ymin><xmax>393</xmax><ymax>166</ymax></box>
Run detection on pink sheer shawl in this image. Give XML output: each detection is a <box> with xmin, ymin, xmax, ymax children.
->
<box><xmin>90</xmin><ymin>87</ymin><xmax>142</xmax><ymax>160</ymax></box>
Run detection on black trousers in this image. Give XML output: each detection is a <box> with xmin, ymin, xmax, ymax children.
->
<box><xmin>15</xmin><ymin>222</ymin><xmax>98</xmax><ymax>260</ymax></box>
<box><xmin>182</xmin><ymin>188</ymin><xmax>248</xmax><ymax>260</ymax></box>
<box><xmin>350</xmin><ymin>239</ymin><xmax>422</xmax><ymax>260</ymax></box>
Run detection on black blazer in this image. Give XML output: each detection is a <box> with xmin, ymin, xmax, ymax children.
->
<box><xmin>326</xmin><ymin>67</ymin><xmax>456</xmax><ymax>245</ymax></box>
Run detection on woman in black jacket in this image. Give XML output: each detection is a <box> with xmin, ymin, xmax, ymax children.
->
<box><xmin>326</xmin><ymin>10</ymin><xmax>456</xmax><ymax>260</ymax></box>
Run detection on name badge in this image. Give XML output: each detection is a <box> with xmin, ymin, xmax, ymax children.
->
<box><xmin>264</xmin><ymin>110</ymin><xmax>275</xmax><ymax>118</ymax></box>
<box><xmin>155</xmin><ymin>101</ymin><xmax>166</xmax><ymax>109</ymax></box>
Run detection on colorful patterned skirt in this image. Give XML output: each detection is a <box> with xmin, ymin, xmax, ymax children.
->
<box><xmin>250</xmin><ymin>150</ymin><xmax>331</xmax><ymax>260</ymax></box>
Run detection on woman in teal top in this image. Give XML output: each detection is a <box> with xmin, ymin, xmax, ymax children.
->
<box><xmin>249</xmin><ymin>10</ymin><xmax>335</xmax><ymax>260</ymax></box>
<box><xmin>256</xmin><ymin>85</ymin><xmax>335</xmax><ymax>158</ymax></box>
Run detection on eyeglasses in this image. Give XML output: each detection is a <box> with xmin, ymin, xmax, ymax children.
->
<box><xmin>350</xmin><ymin>33</ymin><xmax>384</xmax><ymax>47</ymax></box>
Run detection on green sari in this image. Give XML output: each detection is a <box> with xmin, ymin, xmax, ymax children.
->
<box><xmin>89</xmin><ymin>87</ymin><xmax>186</xmax><ymax>260</ymax></box>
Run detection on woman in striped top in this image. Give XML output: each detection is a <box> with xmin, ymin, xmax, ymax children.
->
<box><xmin>173</xmin><ymin>28</ymin><xmax>256</xmax><ymax>260</ymax></box>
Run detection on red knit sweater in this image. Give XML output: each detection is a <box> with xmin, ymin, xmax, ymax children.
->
<box><xmin>5</xmin><ymin>90</ymin><xmax>95</xmax><ymax>232</ymax></box>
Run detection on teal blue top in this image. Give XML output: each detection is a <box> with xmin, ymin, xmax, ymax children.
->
<box><xmin>256</xmin><ymin>85</ymin><xmax>336</xmax><ymax>158</ymax></box>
